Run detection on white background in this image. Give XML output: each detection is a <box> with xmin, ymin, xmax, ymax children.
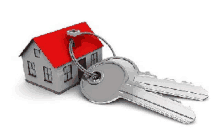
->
<box><xmin>0</xmin><ymin>0</ymin><xmax>219</xmax><ymax>136</ymax></box>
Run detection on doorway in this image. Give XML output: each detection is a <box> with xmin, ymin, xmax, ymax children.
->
<box><xmin>78</xmin><ymin>58</ymin><xmax>87</xmax><ymax>81</ymax></box>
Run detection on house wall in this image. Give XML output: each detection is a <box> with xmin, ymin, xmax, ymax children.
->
<box><xmin>55</xmin><ymin>48</ymin><xmax>102</xmax><ymax>92</ymax></box>
<box><xmin>22</xmin><ymin>41</ymin><xmax>61</xmax><ymax>92</ymax></box>
<box><xmin>22</xmin><ymin>41</ymin><xmax>103</xmax><ymax>93</ymax></box>
<box><xmin>85</xmin><ymin>48</ymin><xmax>102</xmax><ymax>69</ymax></box>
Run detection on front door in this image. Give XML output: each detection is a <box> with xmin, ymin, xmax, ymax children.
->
<box><xmin>78</xmin><ymin>58</ymin><xmax>87</xmax><ymax>81</ymax></box>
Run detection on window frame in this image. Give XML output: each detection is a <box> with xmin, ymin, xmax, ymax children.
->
<box><xmin>27</xmin><ymin>61</ymin><xmax>36</xmax><ymax>77</ymax></box>
<box><xmin>91</xmin><ymin>52</ymin><xmax>98</xmax><ymax>65</ymax></box>
<box><xmin>63</xmin><ymin>64</ymin><xmax>72</xmax><ymax>83</ymax></box>
<box><xmin>34</xmin><ymin>48</ymin><xmax>40</xmax><ymax>58</ymax></box>
<box><xmin>43</xmin><ymin>66</ymin><xmax>52</xmax><ymax>83</ymax></box>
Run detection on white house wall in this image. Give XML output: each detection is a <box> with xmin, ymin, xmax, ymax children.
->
<box><xmin>55</xmin><ymin>61</ymin><xmax>79</xmax><ymax>92</ymax></box>
<box><xmin>22</xmin><ymin>41</ymin><xmax>103</xmax><ymax>93</ymax></box>
<box><xmin>56</xmin><ymin>48</ymin><xmax>103</xmax><ymax>92</ymax></box>
<box><xmin>22</xmin><ymin>41</ymin><xmax>61</xmax><ymax>92</ymax></box>
<box><xmin>85</xmin><ymin>48</ymin><xmax>102</xmax><ymax>69</ymax></box>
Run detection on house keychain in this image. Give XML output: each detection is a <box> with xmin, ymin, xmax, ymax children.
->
<box><xmin>20</xmin><ymin>22</ymin><xmax>208</xmax><ymax>124</ymax></box>
<box><xmin>67</xmin><ymin>27</ymin><xmax>208</xmax><ymax>124</ymax></box>
<box><xmin>19</xmin><ymin>23</ymin><xmax>104</xmax><ymax>94</ymax></box>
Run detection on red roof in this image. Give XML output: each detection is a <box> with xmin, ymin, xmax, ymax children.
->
<box><xmin>19</xmin><ymin>22</ymin><xmax>103</xmax><ymax>68</ymax></box>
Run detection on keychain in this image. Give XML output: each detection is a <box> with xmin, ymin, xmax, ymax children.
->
<box><xmin>20</xmin><ymin>22</ymin><xmax>208</xmax><ymax>124</ymax></box>
<box><xmin>68</xmin><ymin>28</ymin><xmax>208</xmax><ymax>124</ymax></box>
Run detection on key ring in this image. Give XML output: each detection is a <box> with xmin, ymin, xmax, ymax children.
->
<box><xmin>68</xmin><ymin>30</ymin><xmax>116</xmax><ymax>78</ymax></box>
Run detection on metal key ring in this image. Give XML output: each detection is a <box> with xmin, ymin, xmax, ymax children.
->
<box><xmin>68</xmin><ymin>30</ymin><xmax>116</xmax><ymax>77</ymax></box>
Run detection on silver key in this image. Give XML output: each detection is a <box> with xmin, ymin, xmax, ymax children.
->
<box><xmin>105</xmin><ymin>57</ymin><xmax>208</xmax><ymax>101</ymax></box>
<box><xmin>80</xmin><ymin>60</ymin><xmax>196</xmax><ymax>124</ymax></box>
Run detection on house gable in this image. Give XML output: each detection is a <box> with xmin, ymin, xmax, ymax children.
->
<box><xmin>21</xmin><ymin>41</ymin><xmax>61</xmax><ymax>91</ymax></box>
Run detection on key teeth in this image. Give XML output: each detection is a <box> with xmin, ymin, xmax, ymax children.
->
<box><xmin>126</xmin><ymin>98</ymin><xmax>192</xmax><ymax>124</ymax></box>
<box><xmin>121</xmin><ymin>91</ymin><xmax>196</xmax><ymax>124</ymax></box>
<box><xmin>181</xmin><ymin>81</ymin><xmax>209</xmax><ymax>97</ymax></box>
<box><xmin>164</xmin><ymin>79</ymin><xmax>195</xmax><ymax>86</ymax></box>
<box><xmin>164</xmin><ymin>78</ymin><xmax>176</xmax><ymax>82</ymax></box>
<box><xmin>144</xmin><ymin>71</ymin><xmax>151</xmax><ymax>75</ymax></box>
<box><xmin>136</xmin><ymin>79</ymin><xmax>207</xmax><ymax>100</ymax></box>
<box><xmin>182</xmin><ymin>81</ymin><xmax>194</xmax><ymax>85</ymax></box>
<box><xmin>144</xmin><ymin>71</ymin><xmax>157</xmax><ymax>78</ymax></box>
<box><xmin>165</xmin><ymin>79</ymin><xmax>196</xmax><ymax>86</ymax></box>
<box><xmin>199</xmin><ymin>93</ymin><xmax>209</xmax><ymax>101</ymax></box>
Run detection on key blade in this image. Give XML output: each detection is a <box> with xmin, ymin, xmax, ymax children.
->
<box><xmin>134</xmin><ymin>75</ymin><xmax>208</xmax><ymax>101</ymax></box>
<box><xmin>120</xmin><ymin>83</ymin><xmax>196</xmax><ymax>124</ymax></box>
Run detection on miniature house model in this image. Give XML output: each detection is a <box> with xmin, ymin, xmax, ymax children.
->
<box><xmin>19</xmin><ymin>22</ymin><xmax>103</xmax><ymax>94</ymax></box>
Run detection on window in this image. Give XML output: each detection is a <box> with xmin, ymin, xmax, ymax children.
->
<box><xmin>34</xmin><ymin>49</ymin><xmax>40</xmax><ymax>58</ymax></box>
<box><xmin>91</xmin><ymin>52</ymin><xmax>98</xmax><ymax>65</ymax></box>
<box><xmin>27</xmin><ymin>61</ymin><xmax>36</xmax><ymax>77</ymax></box>
<box><xmin>43</xmin><ymin>66</ymin><xmax>52</xmax><ymax>83</ymax></box>
<box><xmin>63</xmin><ymin>65</ymin><xmax>72</xmax><ymax>82</ymax></box>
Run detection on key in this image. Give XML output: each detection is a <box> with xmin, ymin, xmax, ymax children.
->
<box><xmin>80</xmin><ymin>60</ymin><xmax>196</xmax><ymax>124</ymax></box>
<box><xmin>105</xmin><ymin>57</ymin><xmax>208</xmax><ymax>101</ymax></box>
